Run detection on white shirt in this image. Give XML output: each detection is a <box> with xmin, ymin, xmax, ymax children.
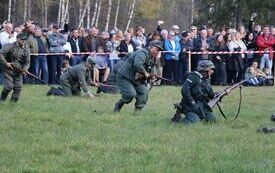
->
<box><xmin>0</xmin><ymin>31</ymin><xmax>17</xmax><ymax>46</ymax></box>
<box><xmin>127</xmin><ymin>43</ymin><xmax>134</xmax><ymax>53</ymax></box>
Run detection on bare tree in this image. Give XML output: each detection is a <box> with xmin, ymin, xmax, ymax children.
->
<box><xmin>78</xmin><ymin>1</ymin><xmax>90</xmax><ymax>28</ymax></box>
<box><xmin>86</xmin><ymin>0</ymin><xmax>91</xmax><ymax>28</ymax></box>
<box><xmin>95</xmin><ymin>0</ymin><xmax>102</xmax><ymax>28</ymax></box>
<box><xmin>57</xmin><ymin>0</ymin><xmax>62</xmax><ymax>26</ymax></box>
<box><xmin>91</xmin><ymin>0</ymin><xmax>99</xmax><ymax>27</ymax></box>
<box><xmin>125</xmin><ymin>0</ymin><xmax>136</xmax><ymax>32</ymax></box>
<box><xmin>113</xmin><ymin>0</ymin><xmax>120</xmax><ymax>29</ymax></box>
<box><xmin>27</xmin><ymin>0</ymin><xmax>32</xmax><ymax>21</ymax></box>
<box><xmin>23</xmin><ymin>0</ymin><xmax>28</xmax><ymax>21</ymax></box>
<box><xmin>42</xmin><ymin>0</ymin><xmax>48</xmax><ymax>28</ymax></box>
<box><xmin>61</xmin><ymin>0</ymin><xmax>70</xmax><ymax>27</ymax></box>
<box><xmin>8</xmin><ymin>0</ymin><xmax>12</xmax><ymax>21</ymax></box>
<box><xmin>105</xmin><ymin>0</ymin><xmax>112</xmax><ymax>31</ymax></box>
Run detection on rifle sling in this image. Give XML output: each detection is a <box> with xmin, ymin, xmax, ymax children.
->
<box><xmin>216</xmin><ymin>86</ymin><xmax>243</xmax><ymax>120</ymax></box>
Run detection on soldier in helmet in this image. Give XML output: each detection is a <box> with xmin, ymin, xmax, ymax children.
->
<box><xmin>171</xmin><ymin>60</ymin><xmax>216</xmax><ymax>124</ymax></box>
<box><xmin>0</xmin><ymin>33</ymin><xmax>30</xmax><ymax>102</ymax></box>
<box><xmin>113</xmin><ymin>40</ymin><xmax>164</xmax><ymax>113</ymax></box>
<box><xmin>60</xmin><ymin>56</ymin><xmax>97</xmax><ymax>98</ymax></box>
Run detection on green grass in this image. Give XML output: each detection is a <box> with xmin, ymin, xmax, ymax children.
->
<box><xmin>0</xmin><ymin>85</ymin><xmax>275</xmax><ymax>173</ymax></box>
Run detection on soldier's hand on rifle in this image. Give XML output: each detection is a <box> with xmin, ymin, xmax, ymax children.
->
<box><xmin>5</xmin><ymin>63</ymin><xmax>13</xmax><ymax>70</ymax></box>
<box><xmin>90</xmin><ymin>81</ymin><xmax>99</xmax><ymax>87</ymax></box>
<box><xmin>86</xmin><ymin>92</ymin><xmax>95</xmax><ymax>99</ymax></box>
<box><xmin>144</xmin><ymin>72</ymin><xmax>150</xmax><ymax>79</ymax></box>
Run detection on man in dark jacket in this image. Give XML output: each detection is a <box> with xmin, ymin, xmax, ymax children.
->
<box><xmin>172</xmin><ymin>60</ymin><xmax>216</xmax><ymax>124</ymax></box>
<box><xmin>113</xmin><ymin>40</ymin><xmax>164</xmax><ymax>113</ymax></box>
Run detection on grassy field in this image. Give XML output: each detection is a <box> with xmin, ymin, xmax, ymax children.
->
<box><xmin>0</xmin><ymin>85</ymin><xmax>275</xmax><ymax>173</ymax></box>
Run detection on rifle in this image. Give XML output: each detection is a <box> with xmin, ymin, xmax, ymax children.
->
<box><xmin>208</xmin><ymin>79</ymin><xmax>248</xmax><ymax>119</ymax></box>
<box><xmin>135</xmin><ymin>72</ymin><xmax>172</xmax><ymax>83</ymax></box>
<box><xmin>11</xmin><ymin>64</ymin><xmax>48</xmax><ymax>84</ymax></box>
<box><xmin>88</xmin><ymin>82</ymin><xmax>117</xmax><ymax>89</ymax></box>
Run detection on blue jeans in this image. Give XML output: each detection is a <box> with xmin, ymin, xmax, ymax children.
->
<box><xmin>33</xmin><ymin>55</ymin><xmax>48</xmax><ymax>84</ymax></box>
<box><xmin>70</xmin><ymin>55</ymin><xmax>83</xmax><ymax>66</ymax></box>
<box><xmin>260</xmin><ymin>54</ymin><xmax>273</xmax><ymax>76</ymax></box>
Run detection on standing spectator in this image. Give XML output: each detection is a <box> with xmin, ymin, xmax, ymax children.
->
<box><xmin>132</xmin><ymin>26</ymin><xmax>147</xmax><ymax>50</ymax></box>
<box><xmin>179</xmin><ymin>31</ymin><xmax>193</xmax><ymax>83</ymax></box>
<box><xmin>68</xmin><ymin>28</ymin><xmax>83</xmax><ymax>66</ymax></box>
<box><xmin>190</xmin><ymin>26</ymin><xmax>198</xmax><ymax>39</ymax></box>
<box><xmin>0</xmin><ymin>22</ymin><xmax>17</xmax><ymax>46</ymax></box>
<box><xmin>193</xmin><ymin>29</ymin><xmax>211</xmax><ymax>67</ymax></box>
<box><xmin>243</xmin><ymin>32</ymin><xmax>258</xmax><ymax>68</ymax></box>
<box><xmin>118</xmin><ymin>32</ymin><xmax>136</xmax><ymax>59</ymax></box>
<box><xmin>211</xmin><ymin>34</ymin><xmax>229</xmax><ymax>85</ymax></box>
<box><xmin>256</xmin><ymin>25</ymin><xmax>274</xmax><ymax>76</ymax></box>
<box><xmin>239</xmin><ymin>26</ymin><xmax>246</xmax><ymax>40</ymax></box>
<box><xmin>48</xmin><ymin>25</ymin><xmax>67</xmax><ymax>84</ymax></box>
<box><xmin>171</xmin><ymin>25</ymin><xmax>181</xmax><ymax>42</ymax></box>
<box><xmin>228</xmin><ymin>32</ymin><xmax>247</xmax><ymax>83</ymax></box>
<box><xmin>163</xmin><ymin>30</ymin><xmax>181</xmax><ymax>85</ymax></box>
<box><xmin>82</xmin><ymin>27</ymin><xmax>103</xmax><ymax>54</ymax></box>
<box><xmin>27</xmin><ymin>27</ymin><xmax>49</xmax><ymax>83</ymax></box>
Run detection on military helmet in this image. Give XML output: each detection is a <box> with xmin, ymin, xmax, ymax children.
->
<box><xmin>149</xmin><ymin>40</ymin><xmax>164</xmax><ymax>51</ymax></box>
<box><xmin>86</xmin><ymin>56</ymin><xmax>97</xmax><ymax>66</ymax></box>
<box><xmin>197</xmin><ymin>60</ymin><xmax>215</xmax><ymax>71</ymax></box>
<box><xmin>16</xmin><ymin>33</ymin><xmax>28</xmax><ymax>40</ymax></box>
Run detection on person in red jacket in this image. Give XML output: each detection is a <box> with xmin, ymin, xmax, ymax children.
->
<box><xmin>256</xmin><ymin>25</ymin><xmax>274</xmax><ymax>76</ymax></box>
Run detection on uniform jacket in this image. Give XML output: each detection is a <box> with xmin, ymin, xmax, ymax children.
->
<box><xmin>60</xmin><ymin>63</ymin><xmax>91</xmax><ymax>93</ymax></box>
<box><xmin>0</xmin><ymin>43</ymin><xmax>30</xmax><ymax>72</ymax></box>
<box><xmin>180</xmin><ymin>72</ymin><xmax>214</xmax><ymax>114</ymax></box>
<box><xmin>117</xmin><ymin>48</ymin><xmax>153</xmax><ymax>84</ymax></box>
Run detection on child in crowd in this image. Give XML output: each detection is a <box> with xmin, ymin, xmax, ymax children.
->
<box><xmin>93</xmin><ymin>46</ymin><xmax>110</xmax><ymax>83</ymax></box>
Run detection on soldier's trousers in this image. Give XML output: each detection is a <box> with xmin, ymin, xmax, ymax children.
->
<box><xmin>182</xmin><ymin>102</ymin><xmax>216</xmax><ymax>124</ymax></box>
<box><xmin>0</xmin><ymin>71</ymin><xmax>23</xmax><ymax>102</ymax></box>
<box><xmin>116</xmin><ymin>74</ymin><xmax>148</xmax><ymax>109</ymax></box>
<box><xmin>60</xmin><ymin>78</ymin><xmax>81</xmax><ymax>96</ymax></box>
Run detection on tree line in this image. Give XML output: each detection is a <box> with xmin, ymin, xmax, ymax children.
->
<box><xmin>0</xmin><ymin>0</ymin><xmax>274</xmax><ymax>32</ymax></box>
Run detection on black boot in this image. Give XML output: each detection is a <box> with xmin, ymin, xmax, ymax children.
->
<box><xmin>0</xmin><ymin>89</ymin><xmax>11</xmax><ymax>102</ymax></box>
<box><xmin>114</xmin><ymin>101</ymin><xmax>124</xmax><ymax>112</ymax></box>
<box><xmin>10</xmin><ymin>96</ymin><xmax>19</xmax><ymax>102</ymax></box>
<box><xmin>133</xmin><ymin>108</ymin><xmax>142</xmax><ymax>116</ymax></box>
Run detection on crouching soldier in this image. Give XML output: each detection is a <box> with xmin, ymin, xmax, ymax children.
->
<box><xmin>0</xmin><ymin>33</ymin><xmax>30</xmax><ymax>102</ymax></box>
<box><xmin>171</xmin><ymin>60</ymin><xmax>217</xmax><ymax>124</ymax></box>
<box><xmin>60</xmin><ymin>56</ymin><xmax>97</xmax><ymax>98</ymax></box>
<box><xmin>113</xmin><ymin>40</ymin><xmax>164</xmax><ymax>113</ymax></box>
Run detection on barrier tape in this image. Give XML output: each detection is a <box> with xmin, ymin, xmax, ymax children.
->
<box><xmin>29</xmin><ymin>50</ymin><xmax>275</xmax><ymax>56</ymax></box>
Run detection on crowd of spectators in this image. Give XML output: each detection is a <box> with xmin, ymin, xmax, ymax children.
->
<box><xmin>0</xmin><ymin>16</ymin><xmax>274</xmax><ymax>86</ymax></box>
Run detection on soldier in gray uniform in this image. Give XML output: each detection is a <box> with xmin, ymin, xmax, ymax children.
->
<box><xmin>172</xmin><ymin>60</ymin><xmax>217</xmax><ymax>124</ymax></box>
<box><xmin>113</xmin><ymin>40</ymin><xmax>164</xmax><ymax>113</ymax></box>
<box><xmin>60</xmin><ymin>56</ymin><xmax>97</xmax><ymax>98</ymax></box>
<box><xmin>0</xmin><ymin>33</ymin><xmax>30</xmax><ymax>102</ymax></box>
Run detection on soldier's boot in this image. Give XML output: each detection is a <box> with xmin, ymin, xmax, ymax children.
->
<box><xmin>0</xmin><ymin>88</ymin><xmax>11</xmax><ymax>102</ymax></box>
<box><xmin>171</xmin><ymin>113</ymin><xmax>182</xmax><ymax>122</ymax></box>
<box><xmin>114</xmin><ymin>101</ymin><xmax>124</xmax><ymax>112</ymax></box>
<box><xmin>133</xmin><ymin>108</ymin><xmax>142</xmax><ymax>116</ymax></box>
<box><xmin>10</xmin><ymin>89</ymin><xmax>21</xmax><ymax>103</ymax></box>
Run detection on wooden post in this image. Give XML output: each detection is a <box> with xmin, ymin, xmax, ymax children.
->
<box><xmin>188</xmin><ymin>50</ymin><xmax>192</xmax><ymax>72</ymax></box>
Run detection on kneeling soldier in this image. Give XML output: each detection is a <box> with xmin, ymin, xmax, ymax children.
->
<box><xmin>60</xmin><ymin>56</ymin><xmax>96</xmax><ymax>98</ymax></box>
<box><xmin>172</xmin><ymin>60</ymin><xmax>217</xmax><ymax>124</ymax></box>
<box><xmin>0</xmin><ymin>33</ymin><xmax>30</xmax><ymax>102</ymax></box>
